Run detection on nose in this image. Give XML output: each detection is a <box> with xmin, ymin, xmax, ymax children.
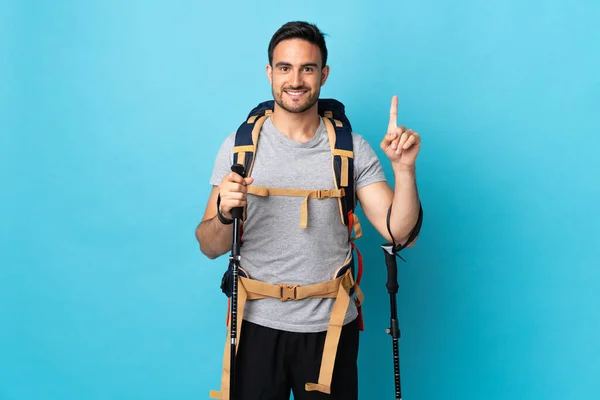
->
<box><xmin>291</xmin><ymin>70</ymin><xmax>303</xmax><ymax>88</ymax></box>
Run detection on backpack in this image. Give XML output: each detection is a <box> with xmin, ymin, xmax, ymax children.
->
<box><xmin>222</xmin><ymin>98</ymin><xmax>364</xmax><ymax>314</ymax></box>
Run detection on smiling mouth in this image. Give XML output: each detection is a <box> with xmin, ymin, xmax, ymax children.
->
<box><xmin>284</xmin><ymin>90</ymin><xmax>308</xmax><ymax>98</ymax></box>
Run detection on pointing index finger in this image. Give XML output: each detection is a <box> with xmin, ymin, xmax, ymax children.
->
<box><xmin>388</xmin><ymin>95</ymin><xmax>398</xmax><ymax>131</ymax></box>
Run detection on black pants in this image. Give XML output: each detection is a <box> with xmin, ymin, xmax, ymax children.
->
<box><xmin>234</xmin><ymin>318</ymin><xmax>360</xmax><ymax>400</ymax></box>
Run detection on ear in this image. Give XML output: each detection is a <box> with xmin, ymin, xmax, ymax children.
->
<box><xmin>266</xmin><ymin>64</ymin><xmax>273</xmax><ymax>85</ymax></box>
<box><xmin>320</xmin><ymin>65</ymin><xmax>330</xmax><ymax>86</ymax></box>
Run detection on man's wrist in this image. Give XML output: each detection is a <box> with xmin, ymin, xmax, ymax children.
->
<box><xmin>391</xmin><ymin>162</ymin><xmax>416</xmax><ymax>177</ymax></box>
<box><xmin>217</xmin><ymin>208</ymin><xmax>234</xmax><ymax>225</ymax></box>
<box><xmin>216</xmin><ymin>194</ymin><xmax>234</xmax><ymax>225</ymax></box>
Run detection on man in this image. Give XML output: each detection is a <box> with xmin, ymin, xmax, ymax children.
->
<box><xmin>196</xmin><ymin>21</ymin><xmax>421</xmax><ymax>400</ymax></box>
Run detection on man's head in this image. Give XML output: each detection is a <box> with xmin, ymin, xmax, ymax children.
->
<box><xmin>266</xmin><ymin>21</ymin><xmax>330</xmax><ymax>114</ymax></box>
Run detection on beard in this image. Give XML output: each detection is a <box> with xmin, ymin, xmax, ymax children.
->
<box><xmin>272</xmin><ymin>86</ymin><xmax>319</xmax><ymax>114</ymax></box>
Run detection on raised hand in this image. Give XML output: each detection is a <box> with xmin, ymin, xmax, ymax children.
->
<box><xmin>380</xmin><ymin>95</ymin><xmax>421</xmax><ymax>169</ymax></box>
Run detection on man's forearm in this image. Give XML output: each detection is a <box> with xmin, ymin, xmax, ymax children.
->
<box><xmin>388</xmin><ymin>164</ymin><xmax>421</xmax><ymax>246</ymax></box>
<box><xmin>195</xmin><ymin>216</ymin><xmax>234</xmax><ymax>259</ymax></box>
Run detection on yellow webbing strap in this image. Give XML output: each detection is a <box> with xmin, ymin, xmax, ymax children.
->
<box><xmin>305</xmin><ymin>271</ymin><xmax>363</xmax><ymax>394</ymax></box>
<box><xmin>209</xmin><ymin>266</ymin><xmax>363</xmax><ymax>399</ymax></box>
<box><xmin>247</xmin><ymin>186</ymin><xmax>345</xmax><ymax>228</ymax></box>
<box><xmin>232</xmin><ymin>145</ymin><xmax>254</xmax><ymax>154</ymax></box>
<box><xmin>209</xmin><ymin>274</ymin><xmax>249</xmax><ymax>400</ymax></box>
<box><xmin>241</xmin><ymin>268</ymin><xmax>351</xmax><ymax>301</ymax></box>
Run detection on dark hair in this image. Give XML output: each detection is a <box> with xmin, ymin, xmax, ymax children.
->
<box><xmin>268</xmin><ymin>21</ymin><xmax>328</xmax><ymax>67</ymax></box>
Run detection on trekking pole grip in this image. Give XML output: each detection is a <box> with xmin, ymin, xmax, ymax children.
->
<box><xmin>230</xmin><ymin>164</ymin><xmax>246</xmax><ymax>220</ymax></box>
<box><xmin>382</xmin><ymin>244</ymin><xmax>399</xmax><ymax>295</ymax></box>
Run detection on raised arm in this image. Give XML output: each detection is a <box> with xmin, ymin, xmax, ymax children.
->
<box><xmin>357</xmin><ymin>95</ymin><xmax>421</xmax><ymax>247</ymax></box>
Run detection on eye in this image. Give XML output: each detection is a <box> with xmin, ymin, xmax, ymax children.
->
<box><xmin>303</xmin><ymin>67</ymin><xmax>314</xmax><ymax>72</ymax></box>
<box><xmin>280</xmin><ymin>66</ymin><xmax>289</xmax><ymax>72</ymax></box>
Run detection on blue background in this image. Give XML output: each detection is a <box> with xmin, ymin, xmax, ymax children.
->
<box><xmin>2</xmin><ymin>1</ymin><xmax>599</xmax><ymax>399</ymax></box>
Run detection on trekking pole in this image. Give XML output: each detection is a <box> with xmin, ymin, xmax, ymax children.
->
<box><xmin>380</xmin><ymin>202</ymin><xmax>422</xmax><ymax>400</ymax></box>
<box><xmin>382</xmin><ymin>243</ymin><xmax>402</xmax><ymax>400</ymax></box>
<box><xmin>229</xmin><ymin>163</ymin><xmax>246</xmax><ymax>400</ymax></box>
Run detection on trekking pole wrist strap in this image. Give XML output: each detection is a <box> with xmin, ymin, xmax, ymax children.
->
<box><xmin>216</xmin><ymin>194</ymin><xmax>234</xmax><ymax>225</ymax></box>
<box><xmin>386</xmin><ymin>201</ymin><xmax>423</xmax><ymax>257</ymax></box>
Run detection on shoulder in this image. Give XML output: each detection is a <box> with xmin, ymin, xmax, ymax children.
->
<box><xmin>223</xmin><ymin>131</ymin><xmax>237</xmax><ymax>147</ymax></box>
<box><xmin>348</xmin><ymin>132</ymin><xmax>386</xmax><ymax>186</ymax></box>
<box><xmin>215</xmin><ymin>131</ymin><xmax>236</xmax><ymax>155</ymax></box>
<box><xmin>209</xmin><ymin>132</ymin><xmax>237</xmax><ymax>185</ymax></box>
<box><xmin>350</xmin><ymin>132</ymin><xmax>379</xmax><ymax>159</ymax></box>
<box><xmin>350</xmin><ymin>132</ymin><xmax>368</xmax><ymax>148</ymax></box>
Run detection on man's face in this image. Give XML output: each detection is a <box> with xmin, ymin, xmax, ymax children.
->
<box><xmin>267</xmin><ymin>39</ymin><xmax>329</xmax><ymax>114</ymax></box>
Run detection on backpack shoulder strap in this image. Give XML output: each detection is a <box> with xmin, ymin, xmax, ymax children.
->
<box><xmin>233</xmin><ymin>101</ymin><xmax>273</xmax><ymax>178</ymax></box>
<box><xmin>319</xmin><ymin>99</ymin><xmax>356</xmax><ymax>227</ymax></box>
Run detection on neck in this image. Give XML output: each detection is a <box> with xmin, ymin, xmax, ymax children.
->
<box><xmin>270</xmin><ymin>102</ymin><xmax>321</xmax><ymax>143</ymax></box>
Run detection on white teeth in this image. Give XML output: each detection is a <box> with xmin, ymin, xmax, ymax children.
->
<box><xmin>287</xmin><ymin>91</ymin><xmax>305</xmax><ymax>96</ymax></box>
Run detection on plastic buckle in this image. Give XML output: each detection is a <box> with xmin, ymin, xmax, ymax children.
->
<box><xmin>280</xmin><ymin>284</ymin><xmax>299</xmax><ymax>301</ymax></box>
<box><xmin>316</xmin><ymin>190</ymin><xmax>329</xmax><ymax>199</ymax></box>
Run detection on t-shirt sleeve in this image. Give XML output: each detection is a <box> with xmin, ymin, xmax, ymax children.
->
<box><xmin>209</xmin><ymin>132</ymin><xmax>236</xmax><ymax>186</ymax></box>
<box><xmin>353</xmin><ymin>133</ymin><xmax>388</xmax><ymax>191</ymax></box>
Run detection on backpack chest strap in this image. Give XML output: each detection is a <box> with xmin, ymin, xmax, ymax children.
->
<box><xmin>247</xmin><ymin>186</ymin><xmax>345</xmax><ymax>228</ymax></box>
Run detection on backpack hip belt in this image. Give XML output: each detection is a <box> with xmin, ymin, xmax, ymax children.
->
<box><xmin>210</xmin><ymin>256</ymin><xmax>364</xmax><ymax>400</ymax></box>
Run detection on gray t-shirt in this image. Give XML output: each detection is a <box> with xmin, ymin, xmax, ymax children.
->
<box><xmin>209</xmin><ymin>116</ymin><xmax>386</xmax><ymax>332</ymax></box>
